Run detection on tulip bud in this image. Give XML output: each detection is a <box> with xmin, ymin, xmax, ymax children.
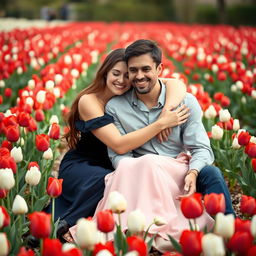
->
<box><xmin>211</xmin><ymin>125</ymin><xmax>223</xmax><ymax>140</ymax></box>
<box><xmin>12</xmin><ymin>195</ymin><xmax>28</xmax><ymax>215</ymax></box>
<box><xmin>153</xmin><ymin>216</ymin><xmax>167</xmax><ymax>226</ymax></box>
<box><xmin>45</xmin><ymin>80</ymin><xmax>55</xmax><ymax>91</ymax></box>
<box><xmin>124</xmin><ymin>252</ymin><xmax>139</xmax><ymax>256</ymax></box>
<box><xmin>107</xmin><ymin>191</ymin><xmax>127</xmax><ymax>214</ymax></box>
<box><xmin>252</xmin><ymin>90</ymin><xmax>256</xmax><ymax>99</ymax></box>
<box><xmin>47</xmin><ymin>177</ymin><xmax>63</xmax><ymax>198</ymax></box>
<box><xmin>232</xmin><ymin>137</ymin><xmax>241</xmax><ymax>149</ymax></box>
<box><xmin>25</xmin><ymin>166</ymin><xmax>41</xmax><ymax>186</ymax></box>
<box><xmin>202</xmin><ymin>233</ymin><xmax>225</xmax><ymax>256</ymax></box>
<box><xmin>232</xmin><ymin>119</ymin><xmax>240</xmax><ymax>131</ymax></box>
<box><xmin>250</xmin><ymin>136</ymin><xmax>256</xmax><ymax>144</ymax></box>
<box><xmin>36</xmin><ymin>90</ymin><xmax>46</xmax><ymax>104</ymax></box>
<box><xmin>49</xmin><ymin>115</ymin><xmax>59</xmax><ymax>125</ymax></box>
<box><xmin>214</xmin><ymin>213</ymin><xmax>235</xmax><ymax>238</ymax></box>
<box><xmin>219</xmin><ymin>109</ymin><xmax>231</xmax><ymax>122</ymax></box>
<box><xmin>76</xmin><ymin>218</ymin><xmax>98</xmax><ymax>250</ymax></box>
<box><xmin>43</xmin><ymin>147</ymin><xmax>53</xmax><ymax>160</ymax></box>
<box><xmin>62</xmin><ymin>243</ymin><xmax>76</xmax><ymax>252</ymax></box>
<box><xmin>96</xmin><ymin>210</ymin><xmax>115</xmax><ymax>233</ymax></box>
<box><xmin>127</xmin><ymin>209</ymin><xmax>146</xmax><ymax>234</ymax></box>
<box><xmin>0</xmin><ymin>233</ymin><xmax>9</xmax><ymax>256</ymax></box>
<box><xmin>0</xmin><ymin>168</ymin><xmax>15</xmax><ymax>190</ymax></box>
<box><xmin>251</xmin><ymin>215</ymin><xmax>256</xmax><ymax>237</ymax></box>
<box><xmin>10</xmin><ymin>146</ymin><xmax>23</xmax><ymax>163</ymax></box>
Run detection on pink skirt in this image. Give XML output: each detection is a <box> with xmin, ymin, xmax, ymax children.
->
<box><xmin>70</xmin><ymin>154</ymin><xmax>214</xmax><ymax>251</ymax></box>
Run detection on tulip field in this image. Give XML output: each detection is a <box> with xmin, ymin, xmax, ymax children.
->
<box><xmin>0</xmin><ymin>21</ymin><xmax>256</xmax><ymax>255</ymax></box>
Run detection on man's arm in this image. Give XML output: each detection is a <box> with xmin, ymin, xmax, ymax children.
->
<box><xmin>105</xmin><ymin>102</ymin><xmax>133</xmax><ymax>169</ymax></box>
<box><xmin>179</xmin><ymin>94</ymin><xmax>214</xmax><ymax>198</ymax></box>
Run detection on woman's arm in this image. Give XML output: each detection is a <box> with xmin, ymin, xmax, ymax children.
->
<box><xmin>160</xmin><ymin>78</ymin><xmax>187</xmax><ymax>110</ymax></box>
<box><xmin>78</xmin><ymin>94</ymin><xmax>188</xmax><ymax>155</ymax></box>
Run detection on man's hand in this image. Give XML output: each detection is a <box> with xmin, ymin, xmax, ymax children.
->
<box><xmin>177</xmin><ymin>170</ymin><xmax>198</xmax><ymax>200</ymax></box>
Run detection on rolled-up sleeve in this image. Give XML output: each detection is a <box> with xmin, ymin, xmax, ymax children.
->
<box><xmin>105</xmin><ymin>102</ymin><xmax>133</xmax><ymax>169</ymax></box>
<box><xmin>182</xmin><ymin>94</ymin><xmax>214</xmax><ymax>172</ymax></box>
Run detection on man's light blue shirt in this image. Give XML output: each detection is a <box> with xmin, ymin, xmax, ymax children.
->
<box><xmin>106</xmin><ymin>82</ymin><xmax>214</xmax><ymax>171</ymax></box>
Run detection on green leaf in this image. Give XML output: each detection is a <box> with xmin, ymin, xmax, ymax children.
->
<box><xmin>167</xmin><ymin>235</ymin><xmax>182</xmax><ymax>253</ymax></box>
<box><xmin>33</xmin><ymin>195</ymin><xmax>50</xmax><ymax>212</ymax></box>
<box><xmin>146</xmin><ymin>234</ymin><xmax>156</xmax><ymax>253</ymax></box>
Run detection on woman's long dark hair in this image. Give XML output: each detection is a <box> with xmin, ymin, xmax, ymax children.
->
<box><xmin>64</xmin><ymin>48</ymin><xmax>126</xmax><ymax>149</ymax></box>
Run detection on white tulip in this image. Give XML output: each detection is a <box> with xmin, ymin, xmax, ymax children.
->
<box><xmin>211</xmin><ymin>125</ymin><xmax>223</xmax><ymax>140</ymax></box>
<box><xmin>107</xmin><ymin>191</ymin><xmax>127</xmax><ymax>214</ymax></box>
<box><xmin>71</xmin><ymin>69</ymin><xmax>80</xmax><ymax>78</ymax></box>
<box><xmin>96</xmin><ymin>249</ymin><xmax>113</xmax><ymax>256</ymax></box>
<box><xmin>0</xmin><ymin>168</ymin><xmax>15</xmax><ymax>190</ymax></box>
<box><xmin>36</xmin><ymin>90</ymin><xmax>46</xmax><ymax>104</ymax></box>
<box><xmin>54</xmin><ymin>74</ymin><xmax>63</xmax><ymax>84</ymax></box>
<box><xmin>12</xmin><ymin>195</ymin><xmax>28</xmax><ymax>215</ymax></box>
<box><xmin>124</xmin><ymin>252</ymin><xmax>139</xmax><ymax>256</ymax></box>
<box><xmin>202</xmin><ymin>233</ymin><xmax>225</xmax><ymax>256</ymax></box>
<box><xmin>45</xmin><ymin>80</ymin><xmax>55</xmax><ymax>91</ymax></box>
<box><xmin>0</xmin><ymin>233</ymin><xmax>9</xmax><ymax>256</ymax></box>
<box><xmin>28</xmin><ymin>79</ymin><xmax>35</xmax><ymax>89</ymax></box>
<box><xmin>251</xmin><ymin>215</ymin><xmax>256</xmax><ymax>237</ymax></box>
<box><xmin>53</xmin><ymin>87</ymin><xmax>61</xmax><ymax>98</ymax></box>
<box><xmin>211</xmin><ymin>64</ymin><xmax>219</xmax><ymax>73</ymax></box>
<box><xmin>232</xmin><ymin>119</ymin><xmax>240</xmax><ymax>131</ymax></box>
<box><xmin>232</xmin><ymin>137</ymin><xmax>241</xmax><ymax>149</ymax></box>
<box><xmin>219</xmin><ymin>109</ymin><xmax>231</xmax><ymax>122</ymax></box>
<box><xmin>0</xmin><ymin>80</ymin><xmax>5</xmax><ymax>88</ymax></box>
<box><xmin>10</xmin><ymin>146</ymin><xmax>23</xmax><ymax>163</ymax></box>
<box><xmin>241</xmin><ymin>96</ymin><xmax>247</xmax><ymax>104</ymax></box>
<box><xmin>43</xmin><ymin>148</ymin><xmax>53</xmax><ymax>160</ymax></box>
<box><xmin>214</xmin><ymin>213</ymin><xmax>235</xmax><ymax>238</ymax></box>
<box><xmin>250</xmin><ymin>136</ymin><xmax>256</xmax><ymax>144</ymax></box>
<box><xmin>236</xmin><ymin>80</ymin><xmax>243</xmax><ymax>89</ymax></box>
<box><xmin>62</xmin><ymin>243</ymin><xmax>76</xmax><ymax>252</ymax></box>
<box><xmin>153</xmin><ymin>216</ymin><xmax>167</xmax><ymax>226</ymax></box>
<box><xmin>127</xmin><ymin>209</ymin><xmax>146</xmax><ymax>234</ymax></box>
<box><xmin>252</xmin><ymin>90</ymin><xmax>256</xmax><ymax>99</ymax></box>
<box><xmin>25</xmin><ymin>166</ymin><xmax>41</xmax><ymax>186</ymax></box>
<box><xmin>204</xmin><ymin>105</ymin><xmax>217</xmax><ymax>119</ymax></box>
<box><xmin>49</xmin><ymin>115</ymin><xmax>59</xmax><ymax>124</ymax></box>
<box><xmin>76</xmin><ymin>218</ymin><xmax>98</xmax><ymax>250</ymax></box>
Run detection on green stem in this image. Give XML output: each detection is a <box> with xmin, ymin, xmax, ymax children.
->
<box><xmin>40</xmin><ymin>239</ymin><xmax>43</xmax><ymax>254</ymax></box>
<box><xmin>143</xmin><ymin>222</ymin><xmax>154</xmax><ymax>241</ymax></box>
<box><xmin>118</xmin><ymin>213</ymin><xmax>122</xmax><ymax>228</ymax></box>
<box><xmin>52</xmin><ymin>198</ymin><xmax>55</xmax><ymax>224</ymax></box>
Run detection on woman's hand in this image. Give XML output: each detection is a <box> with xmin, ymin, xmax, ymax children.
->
<box><xmin>157</xmin><ymin>105</ymin><xmax>190</xmax><ymax>143</ymax></box>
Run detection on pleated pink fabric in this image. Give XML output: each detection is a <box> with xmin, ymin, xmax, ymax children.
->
<box><xmin>69</xmin><ymin>153</ymin><xmax>214</xmax><ymax>251</ymax></box>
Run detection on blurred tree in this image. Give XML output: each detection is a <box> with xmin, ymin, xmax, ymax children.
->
<box><xmin>217</xmin><ymin>0</ymin><xmax>227</xmax><ymax>23</ymax></box>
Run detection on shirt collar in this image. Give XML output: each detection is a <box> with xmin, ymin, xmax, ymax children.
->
<box><xmin>131</xmin><ymin>79</ymin><xmax>165</xmax><ymax>108</ymax></box>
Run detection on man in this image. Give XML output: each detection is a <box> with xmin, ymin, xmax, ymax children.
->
<box><xmin>106</xmin><ymin>39</ymin><xmax>235</xmax><ymax>216</ymax></box>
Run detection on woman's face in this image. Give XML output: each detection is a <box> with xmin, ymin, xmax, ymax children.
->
<box><xmin>106</xmin><ymin>61</ymin><xmax>130</xmax><ymax>96</ymax></box>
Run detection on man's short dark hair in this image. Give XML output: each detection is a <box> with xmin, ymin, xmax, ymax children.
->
<box><xmin>124</xmin><ymin>39</ymin><xmax>162</xmax><ymax>66</ymax></box>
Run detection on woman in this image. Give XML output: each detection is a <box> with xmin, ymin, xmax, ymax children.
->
<box><xmin>53</xmin><ymin>48</ymin><xmax>188</xmax><ymax>242</ymax></box>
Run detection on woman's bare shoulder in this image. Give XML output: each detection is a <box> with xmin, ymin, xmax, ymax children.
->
<box><xmin>78</xmin><ymin>94</ymin><xmax>104</xmax><ymax>120</ymax></box>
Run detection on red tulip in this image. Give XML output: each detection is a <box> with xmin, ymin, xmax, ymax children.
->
<box><xmin>96</xmin><ymin>210</ymin><xmax>115</xmax><ymax>233</ymax></box>
<box><xmin>0</xmin><ymin>206</ymin><xmax>10</xmax><ymax>228</ymax></box>
<box><xmin>28</xmin><ymin>212</ymin><xmax>51</xmax><ymax>239</ymax></box>
<box><xmin>62</xmin><ymin>247</ymin><xmax>83</xmax><ymax>256</ymax></box>
<box><xmin>252</xmin><ymin>158</ymin><xmax>256</xmax><ymax>172</ymax></box>
<box><xmin>0</xmin><ymin>156</ymin><xmax>17</xmax><ymax>173</ymax></box>
<box><xmin>93</xmin><ymin>241</ymin><xmax>115</xmax><ymax>256</ymax></box>
<box><xmin>49</xmin><ymin>123</ymin><xmax>60</xmax><ymax>140</ymax></box>
<box><xmin>204</xmin><ymin>193</ymin><xmax>225</xmax><ymax>216</ymax></box>
<box><xmin>5</xmin><ymin>125</ymin><xmax>20</xmax><ymax>142</ymax></box>
<box><xmin>179</xmin><ymin>230</ymin><xmax>203</xmax><ymax>256</ymax></box>
<box><xmin>181</xmin><ymin>193</ymin><xmax>203</xmax><ymax>219</ymax></box>
<box><xmin>27</xmin><ymin>117</ymin><xmax>37</xmax><ymax>132</ymax></box>
<box><xmin>42</xmin><ymin>238</ymin><xmax>62</xmax><ymax>256</ymax></box>
<box><xmin>127</xmin><ymin>236</ymin><xmax>147</xmax><ymax>256</ymax></box>
<box><xmin>4</xmin><ymin>88</ymin><xmax>12</xmax><ymax>98</ymax></box>
<box><xmin>17</xmin><ymin>247</ymin><xmax>35</xmax><ymax>256</ymax></box>
<box><xmin>0</xmin><ymin>189</ymin><xmax>8</xmax><ymax>198</ymax></box>
<box><xmin>220</xmin><ymin>95</ymin><xmax>230</xmax><ymax>107</ymax></box>
<box><xmin>17</xmin><ymin>112</ymin><xmax>31</xmax><ymax>127</ymax></box>
<box><xmin>247</xmin><ymin>246</ymin><xmax>256</xmax><ymax>256</ymax></box>
<box><xmin>3</xmin><ymin>115</ymin><xmax>17</xmax><ymax>127</ymax></box>
<box><xmin>240</xmin><ymin>195</ymin><xmax>256</xmax><ymax>216</ymax></box>
<box><xmin>163</xmin><ymin>253</ymin><xmax>182</xmax><ymax>256</ymax></box>
<box><xmin>0</xmin><ymin>95</ymin><xmax>3</xmax><ymax>105</ymax></box>
<box><xmin>227</xmin><ymin>231</ymin><xmax>253</xmax><ymax>255</ymax></box>
<box><xmin>35</xmin><ymin>109</ymin><xmax>45</xmax><ymax>122</ymax></box>
<box><xmin>0</xmin><ymin>147</ymin><xmax>10</xmax><ymax>157</ymax></box>
<box><xmin>46</xmin><ymin>177</ymin><xmax>63</xmax><ymax>198</ymax></box>
<box><xmin>35</xmin><ymin>134</ymin><xmax>50</xmax><ymax>152</ymax></box>
<box><xmin>1</xmin><ymin>140</ymin><xmax>12</xmax><ymax>151</ymax></box>
<box><xmin>28</xmin><ymin>161</ymin><xmax>40</xmax><ymax>171</ymax></box>
<box><xmin>245</xmin><ymin>143</ymin><xmax>256</xmax><ymax>158</ymax></box>
<box><xmin>238</xmin><ymin>131</ymin><xmax>251</xmax><ymax>146</ymax></box>
<box><xmin>235</xmin><ymin>218</ymin><xmax>251</xmax><ymax>233</ymax></box>
<box><xmin>217</xmin><ymin>71</ymin><xmax>226</xmax><ymax>81</ymax></box>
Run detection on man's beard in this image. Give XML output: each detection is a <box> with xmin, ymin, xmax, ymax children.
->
<box><xmin>133</xmin><ymin>78</ymin><xmax>152</xmax><ymax>94</ymax></box>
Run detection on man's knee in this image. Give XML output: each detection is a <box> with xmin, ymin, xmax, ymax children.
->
<box><xmin>199</xmin><ymin>165</ymin><xmax>223</xmax><ymax>181</ymax></box>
